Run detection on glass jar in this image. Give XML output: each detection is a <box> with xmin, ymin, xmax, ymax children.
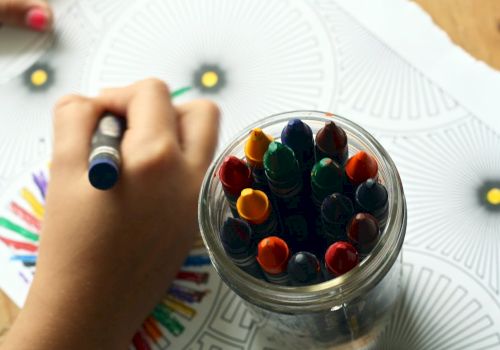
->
<box><xmin>198</xmin><ymin>111</ymin><xmax>407</xmax><ymax>349</ymax></box>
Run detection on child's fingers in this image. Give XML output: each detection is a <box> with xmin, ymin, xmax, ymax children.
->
<box><xmin>97</xmin><ymin>79</ymin><xmax>179</xmax><ymax>144</ymax></box>
<box><xmin>176</xmin><ymin>100</ymin><xmax>220</xmax><ymax>172</ymax></box>
<box><xmin>52</xmin><ymin>95</ymin><xmax>105</xmax><ymax>169</ymax></box>
<box><xmin>0</xmin><ymin>0</ymin><xmax>52</xmax><ymax>31</ymax></box>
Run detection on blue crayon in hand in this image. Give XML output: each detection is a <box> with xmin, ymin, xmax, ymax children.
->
<box><xmin>220</xmin><ymin>217</ymin><xmax>264</xmax><ymax>279</ymax></box>
<box><xmin>281</xmin><ymin>119</ymin><xmax>315</xmax><ymax>189</ymax></box>
<box><xmin>287</xmin><ymin>251</ymin><xmax>323</xmax><ymax>286</ymax></box>
<box><xmin>88</xmin><ymin>113</ymin><xmax>126</xmax><ymax>190</ymax></box>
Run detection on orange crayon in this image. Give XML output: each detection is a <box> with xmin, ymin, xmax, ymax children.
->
<box><xmin>236</xmin><ymin>188</ymin><xmax>278</xmax><ymax>242</ymax></box>
<box><xmin>344</xmin><ymin>151</ymin><xmax>378</xmax><ymax>191</ymax></box>
<box><xmin>244</xmin><ymin>128</ymin><xmax>273</xmax><ymax>190</ymax></box>
<box><xmin>256</xmin><ymin>236</ymin><xmax>290</xmax><ymax>285</ymax></box>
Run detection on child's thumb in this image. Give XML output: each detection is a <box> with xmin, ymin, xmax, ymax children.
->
<box><xmin>0</xmin><ymin>0</ymin><xmax>52</xmax><ymax>31</ymax></box>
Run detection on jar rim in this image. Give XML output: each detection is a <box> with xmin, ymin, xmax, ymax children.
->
<box><xmin>198</xmin><ymin>110</ymin><xmax>407</xmax><ymax>312</ymax></box>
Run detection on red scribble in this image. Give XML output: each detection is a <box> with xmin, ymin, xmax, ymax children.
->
<box><xmin>176</xmin><ymin>270</ymin><xmax>209</xmax><ymax>284</ymax></box>
<box><xmin>0</xmin><ymin>236</ymin><xmax>38</xmax><ymax>253</ymax></box>
<box><xmin>132</xmin><ymin>332</ymin><xmax>151</xmax><ymax>350</ymax></box>
<box><xmin>10</xmin><ymin>202</ymin><xmax>42</xmax><ymax>232</ymax></box>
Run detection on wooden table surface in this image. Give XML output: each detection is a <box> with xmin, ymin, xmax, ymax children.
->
<box><xmin>1</xmin><ymin>0</ymin><xmax>499</xmax><ymax>344</ymax></box>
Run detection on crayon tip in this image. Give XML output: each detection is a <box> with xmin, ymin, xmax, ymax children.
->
<box><xmin>345</xmin><ymin>151</ymin><xmax>378</xmax><ymax>186</ymax></box>
<box><xmin>220</xmin><ymin>217</ymin><xmax>252</xmax><ymax>254</ymax></box>
<box><xmin>281</xmin><ymin>119</ymin><xmax>313</xmax><ymax>148</ymax></box>
<box><xmin>218</xmin><ymin>156</ymin><xmax>253</xmax><ymax>195</ymax></box>
<box><xmin>287</xmin><ymin>252</ymin><xmax>321</xmax><ymax>285</ymax></box>
<box><xmin>244</xmin><ymin>128</ymin><xmax>274</xmax><ymax>167</ymax></box>
<box><xmin>347</xmin><ymin>213</ymin><xmax>380</xmax><ymax>247</ymax></box>
<box><xmin>257</xmin><ymin>236</ymin><xmax>290</xmax><ymax>274</ymax></box>
<box><xmin>311</xmin><ymin>158</ymin><xmax>342</xmax><ymax>191</ymax></box>
<box><xmin>321</xmin><ymin>193</ymin><xmax>354</xmax><ymax>224</ymax></box>
<box><xmin>355</xmin><ymin>179</ymin><xmax>388</xmax><ymax>212</ymax></box>
<box><xmin>315</xmin><ymin>121</ymin><xmax>348</xmax><ymax>163</ymax></box>
<box><xmin>263</xmin><ymin>142</ymin><xmax>299</xmax><ymax>178</ymax></box>
<box><xmin>325</xmin><ymin>241</ymin><xmax>359</xmax><ymax>277</ymax></box>
<box><xmin>88</xmin><ymin>157</ymin><xmax>119</xmax><ymax>190</ymax></box>
<box><xmin>236</xmin><ymin>189</ymin><xmax>271</xmax><ymax>224</ymax></box>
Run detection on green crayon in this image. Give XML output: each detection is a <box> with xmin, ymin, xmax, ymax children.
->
<box><xmin>311</xmin><ymin>158</ymin><xmax>343</xmax><ymax>208</ymax></box>
<box><xmin>264</xmin><ymin>142</ymin><xmax>312</xmax><ymax>246</ymax></box>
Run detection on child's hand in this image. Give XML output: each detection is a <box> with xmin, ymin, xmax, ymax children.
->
<box><xmin>0</xmin><ymin>0</ymin><xmax>52</xmax><ymax>31</ymax></box>
<box><xmin>3</xmin><ymin>79</ymin><xmax>220</xmax><ymax>349</ymax></box>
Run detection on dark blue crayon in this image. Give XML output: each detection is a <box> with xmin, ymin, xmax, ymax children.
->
<box><xmin>220</xmin><ymin>217</ymin><xmax>264</xmax><ymax>279</ymax></box>
<box><xmin>263</xmin><ymin>142</ymin><xmax>312</xmax><ymax>248</ymax></box>
<box><xmin>355</xmin><ymin>179</ymin><xmax>388</xmax><ymax>228</ymax></box>
<box><xmin>88</xmin><ymin>113</ymin><xmax>126</xmax><ymax>190</ymax></box>
<box><xmin>281</xmin><ymin>119</ymin><xmax>315</xmax><ymax>189</ymax></box>
<box><xmin>183</xmin><ymin>255</ymin><xmax>212</xmax><ymax>267</ymax></box>
<box><xmin>287</xmin><ymin>251</ymin><xmax>323</xmax><ymax>286</ymax></box>
<box><xmin>320</xmin><ymin>193</ymin><xmax>354</xmax><ymax>245</ymax></box>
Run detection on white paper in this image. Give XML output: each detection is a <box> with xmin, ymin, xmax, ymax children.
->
<box><xmin>0</xmin><ymin>0</ymin><xmax>499</xmax><ymax>349</ymax></box>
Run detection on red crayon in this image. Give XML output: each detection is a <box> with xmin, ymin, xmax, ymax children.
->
<box><xmin>345</xmin><ymin>151</ymin><xmax>378</xmax><ymax>189</ymax></box>
<box><xmin>324</xmin><ymin>241</ymin><xmax>359</xmax><ymax>278</ymax></box>
<box><xmin>257</xmin><ymin>236</ymin><xmax>290</xmax><ymax>285</ymax></box>
<box><xmin>218</xmin><ymin>156</ymin><xmax>253</xmax><ymax>217</ymax></box>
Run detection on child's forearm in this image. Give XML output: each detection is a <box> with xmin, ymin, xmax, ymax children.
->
<box><xmin>2</xmin><ymin>80</ymin><xmax>219</xmax><ymax>350</ymax></box>
<box><xmin>2</xmin><ymin>282</ymin><xmax>126</xmax><ymax>350</ymax></box>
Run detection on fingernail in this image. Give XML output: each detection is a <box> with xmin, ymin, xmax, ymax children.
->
<box><xmin>25</xmin><ymin>7</ymin><xmax>50</xmax><ymax>31</ymax></box>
